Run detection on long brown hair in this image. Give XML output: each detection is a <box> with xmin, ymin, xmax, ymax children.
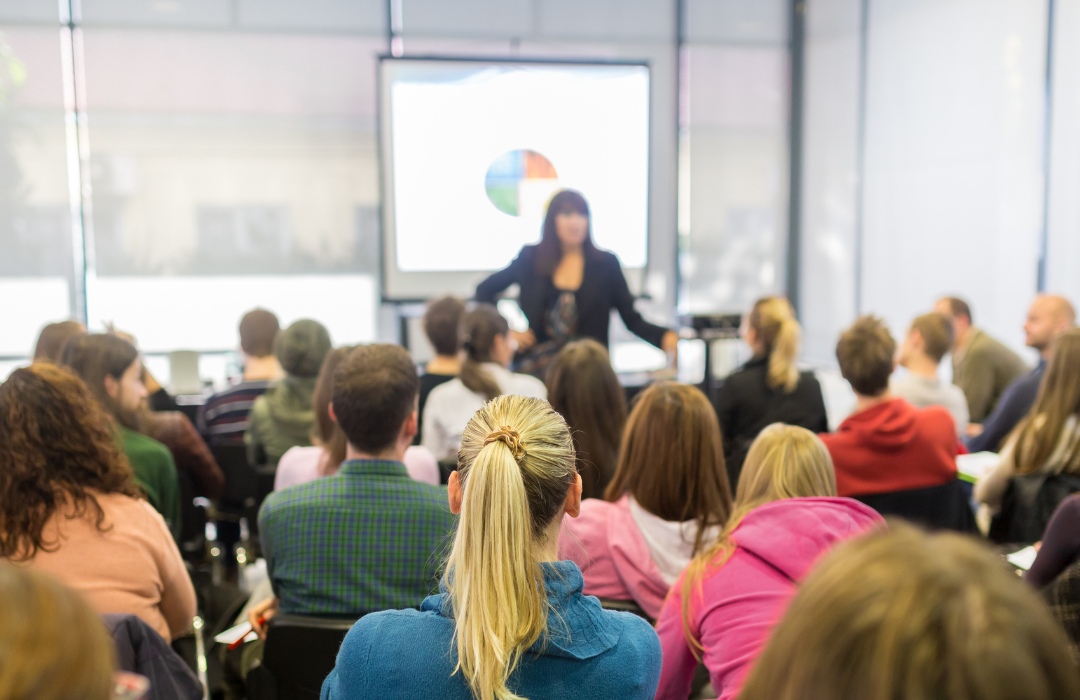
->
<box><xmin>748</xmin><ymin>297</ymin><xmax>801</xmax><ymax>392</ymax></box>
<box><xmin>0</xmin><ymin>364</ymin><xmax>141</xmax><ymax>561</ymax></box>
<box><xmin>680</xmin><ymin>423</ymin><xmax>836</xmax><ymax>656</ymax></box>
<box><xmin>534</xmin><ymin>189</ymin><xmax>600</xmax><ymax>275</ymax></box>
<box><xmin>604</xmin><ymin>382</ymin><xmax>732</xmax><ymax>555</ymax></box>
<box><xmin>738</xmin><ymin>526</ymin><xmax>1080</xmax><ymax>700</ymax></box>
<box><xmin>60</xmin><ymin>333</ymin><xmax>143</xmax><ymax>432</ymax></box>
<box><xmin>546</xmin><ymin>339</ymin><xmax>626</xmax><ymax>499</ymax></box>
<box><xmin>310</xmin><ymin>347</ymin><xmax>352</xmax><ymax>475</ymax></box>
<box><xmin>1009</xmin><ymin>328</ymin><xmax>1080</xmax><ymax>476</ymax></box>
<box><xmin>459</xmin><ymin>304</ymin><xmax>509</xmax><ymax>402</ymax></box>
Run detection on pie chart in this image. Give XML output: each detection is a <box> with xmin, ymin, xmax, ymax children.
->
<box><xmin>484</xmin><ymin>149</ymin><xmax>560</xmax><ymax>217</ymax></box>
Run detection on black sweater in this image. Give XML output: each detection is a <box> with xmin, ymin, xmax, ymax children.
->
<box><xmin>475</xmin><ymin>245</ymin><xmax>668</xmax><ymax>349</ymax></box>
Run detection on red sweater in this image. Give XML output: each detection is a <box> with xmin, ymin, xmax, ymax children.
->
<box><xmin>820</xmin><ymin>398</ymin><xmax>958</xmax><ymax>497</ymax></box>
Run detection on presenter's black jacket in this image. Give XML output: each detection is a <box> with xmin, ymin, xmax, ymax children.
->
<box><xmin>715</xmin><ymin>355</ymin><xmax>829</xmax><ymax>488</ymax></box>
<box><xmin>475</xmin><ymin>244</ymin><xmax>668</xmax><ymax>350</ymax></box>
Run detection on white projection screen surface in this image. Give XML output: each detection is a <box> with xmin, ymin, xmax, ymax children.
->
<box><xmin>379</xmin><ymin>57</ymin><xmax>651</xmax><ymax>300</ymax></box>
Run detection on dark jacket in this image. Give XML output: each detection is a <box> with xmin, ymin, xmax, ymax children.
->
<box><xmin>475</xmin><ymin>245</ymin><xmax>668</xmax><ymax>349</ymax></box>
<box><xmin>967</xmin><ymin>360</ymin><xmax>1046</xmax><ymax>453</ymax></box>
<box><xmin>714</xmin><ymin>357</ymin><xmax>829</xmax><ymax>487</ymax></box>
<box><xmin>145</xmin><ymin>410</ymin><xmax>225</xmax><ymax>500</ymax></box>
<box><xmin>104</xmin><ymin>614</ymin><xmax>203</xmax><ymax>700</ymax></box>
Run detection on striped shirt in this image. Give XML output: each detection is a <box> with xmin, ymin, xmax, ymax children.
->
<box><xmin>258</xmin><ymin>459</ymin><xmax>457</xmax><ymax>616</ymax></box>
<box><xmin>197</xmin><ymin>380</ymin><xmax>274</xmax><ymax>446</ymax></box>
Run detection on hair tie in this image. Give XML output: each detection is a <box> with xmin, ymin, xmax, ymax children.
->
<box><xmin>484</xmin><ymin>426</ymin><xmax>527</xmax><ymax>461</ymax></box>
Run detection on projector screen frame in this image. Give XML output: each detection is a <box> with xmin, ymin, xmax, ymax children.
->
<box><xmin>377</xmin><ymin>54</ymin><xmax>654</xmax><ymax>303</ymax></box>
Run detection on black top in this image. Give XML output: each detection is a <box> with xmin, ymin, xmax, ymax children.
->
<box><xmin>1026</xmin><ymin>495</ymin><xmax>1080</xmax><ymax>588</ymax></box>
<box><xmin>415</xmin><ymin>372</ymin><xmax>455</xmax><ymax>446</ymax></box>
<box><xmin>714</xmin><ymin>356</ymin><xmax>829</xmax><ymax>488</ymax></box>
<box><xmin>475</xmin><ymin>244</ymin><xmax>668</xmax><ymax>349</ymax></box>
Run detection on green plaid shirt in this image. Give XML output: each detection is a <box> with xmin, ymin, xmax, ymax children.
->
<box><xmin>259</xmin><ymin>459</ymin><xmax>457</xmax><ymax>616</ymax></box>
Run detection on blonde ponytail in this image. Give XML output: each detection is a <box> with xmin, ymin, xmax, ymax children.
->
<box><xmin>446</xmin><ymin>395</ymin><xmax>576</xmax><ymax>700</ymax></box>
<box><xmin>749</xmin><ymin>297</ymin><xmax>801</xmax><ymax>393</ymax></box>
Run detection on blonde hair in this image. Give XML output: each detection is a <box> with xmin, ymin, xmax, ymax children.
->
<box><xmin>748</xmin><ymin>297</ymin><xmax>801</xmax><ymax>392</ymax></box>
<box><xmin>680</xmin><ymin>423</ymin><xmax>836</xmax><ymax>656</ymax></box>
<box><xmin>445</xmin><ymin>395</ymin><xmax>576</xmax><ymax>700</ymax></box>
<box><xmin>739</xmin><ymin>525</ymin><xmax>1080</xmax><ymax>700</ymax></box>
<box><xmin>0</xmin><ymin>565</ymin><xmax>115</xmax><ymax>700</ymax></box>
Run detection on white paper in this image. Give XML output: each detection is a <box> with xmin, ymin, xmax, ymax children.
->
<box><xmin>1006</xmin><ymin>546</ymin><xmax>1039</xmax><ymax>571</ymax></box>
<box><xmin>214</xmin><ymin>621</ymin><xmax>258</xmax><ymax>646</ymax></box>
<box><xmin>956</xmin><ymin>451</ymin><xmax>1000</xmax><ymax>481</ymax></box>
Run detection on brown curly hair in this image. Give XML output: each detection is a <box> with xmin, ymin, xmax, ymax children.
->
<box><xmin>0</xmin><ymin>363</ymin><xmax>141</xmax><ymax>561</ymax></box>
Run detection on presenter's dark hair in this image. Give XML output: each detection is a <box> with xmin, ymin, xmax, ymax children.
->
<box><xmin>535</xmin><ymin>189</ymin><xmax>599</xmax><ymax>275</ymax></box>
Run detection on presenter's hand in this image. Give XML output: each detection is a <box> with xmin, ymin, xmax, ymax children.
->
<box><xmin>512</xmin><ymin>329</ymin><xmax>537</xmax><ymax>352</ymax></box>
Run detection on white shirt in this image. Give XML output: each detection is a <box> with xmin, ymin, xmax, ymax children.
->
<box><xmin>421</xmin><ymin>363</ymin><xmax>547</xmax><ymax>461</ymax></box>
<box><xmin>627</xmin><ymin>496</ymin><xmax>723</xmax><ymax>585</ymax></box>
<box><xmin>890</xmin><ymin>373</ymin><xmax>970</xmax><ymax>436</ymax></box>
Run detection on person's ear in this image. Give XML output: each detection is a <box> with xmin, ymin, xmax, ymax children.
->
<box><xmin>564</xmin><ymin>473</ymin><xmax>583</xmax><ymax>518</ymax></box>
<box><xmin>402</xmin><ymin>410</ymin><xmax>418</xmax><ymax>443</ymax></box>
<box><xmin>104</xmin><ymin>374</ymin><xmax>121</xmax><ymax>401</ymax></box>
<box><xmin>447</xmin><ymin>471</ymin><xmax>463</xmax><ymax>515</ymax></box>
<box><xmin>328</xmin><ymin>402</ymin><xmax>339</xmax><ymax>425</ymax></box>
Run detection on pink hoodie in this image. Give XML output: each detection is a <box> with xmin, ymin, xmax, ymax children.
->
<box><xmin>653</xmin><ymin>497</ymin><xmax>884</xmax><ymax>700</ymax></box>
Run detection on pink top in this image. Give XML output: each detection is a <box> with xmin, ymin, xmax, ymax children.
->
<box><xmin>653</xmin><ymin>498</ymin><xmax>883</xmax><ymax>700</ymax></box>
<box><xmin>274</xmin><ymin>445</ymin><xmax>441</xmax><ymax>491</ymax></box>
<box><xmin>16</xmin><ymin>492</ymin><xmax>197</xmax><ymax>641</ymax></box>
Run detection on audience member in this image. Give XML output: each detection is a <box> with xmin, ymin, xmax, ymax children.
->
<box><xmin>654</xmin><ymin>424</ymin><xmax>882</xmax><ymax>700</ymax></box>
<box><xmin>714</xmin><ymin>296</ymin><xmax>828</xmax><ymax>486</ymax></box>
<box><xmin>891</xmin><ymin>312</ymin><xmax>969</xmax><ymax>435</ymax></box>
<box><xmin>545</xmin><ymin>338</ymin><xmax>627</xmax><ymax>499</ymax></box>
<box><xmin>61</xmin><ymin>333</ymin><xmax>182</xmax><ymax>537</ymax></box>
<box><xmin>820</xmin><ymin>316</ymin><xmax>958</xmax><ymax>497</ymax></box>
<box><xmin>251</xmin><ymin>344</ymin><xmax>455</xmax><ymax>629</ymax></box>
<box><xmin>737</xmin><ymin>526</ymin><xmax>1080</xmax><ymax>700</ymax></box>
<box><xmin>1026</xmin><ymin>495</ymin><xmax>1080</xmax><ymax>589</ymax></box>
<box><xmin>975</xmin><ymin>329</ymin><xmax>1080</xmax><ymax>514</ymax></box>
<box><xmin>0</xmin><ymin>364</ymin><xmax>196</xmax><ymax>641</ymax></box>
<box><xmin>558</xmin><ymin>381</ymin><xmax>732</xmax><ymax>619</ymax></box>
<box><xmin>321</xmin><ymin>395</ymin><xmax>662</xmax><ymax>700</ymax></box>
<box><xmin>0</xmin><ymin>565</ymin><xmax>116</xmax><ymax>700</ymax></box>
<box><xmin>142</xmin><ymin>407</ymin><xmax>225</xmax><ymax>499</ymax></box>
<box><xmin>199</xmin><ymin>308</ymin><xmax>283</xmax><ymax>446</ymax></box>
<box><xmin>969</xmin><ymin>294</ymin><xmax>1076</xmax><ymax>453</ymax></box>
<box><xmin>32</xmin><ymin>319</ymin><xmax>85</xmax><ymax>363</ymax></box>
<box><xmin>245</xmin><ymin>318</ymin><xmax>331</xmax><ymax>467</ymax></box>
<box><xmin>417</xmin><ymin>296</ymin><xmax>466</xmax><ymax>443</ymax></box>
<box><xmin>422</xmin><ymin>304</ymin><xmax>546</xmax><ymax>460</ymax></box>
<box><xmin>934</xmin><ymin>296</ymin><xmax>1026</xmax><ymax>422</ymax></box>
<box><xmin>274</xmin><ymin>346</ymin><xmax>439</xmax><ymax>489</ymax></box>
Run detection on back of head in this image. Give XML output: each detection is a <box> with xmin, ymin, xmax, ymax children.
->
<box><xmin>238</xmin><ymin>308</ymin><xmax>280</xmax><ymax>358</ymax></box>
<box><xmin>0</xmin><ymin>566</ymin><xmax>115</xmax><ymax>700</ymax></box>
<box><xmin>459</xmin><ymin>304</ymin><xmax>510</xmax><ymax>402</ymax></box>
<box><xmin>276</xmin><ymin>319</ymin><xmax>331</xmax><ymax>378</ymax></box>
<box><xmin>60</xmin><ymin>332</ymin><xmax>139</xmax><ymax>424</ymax></box>
<box><xmin>939</xmin><ymin>296</ymin><xmax>973</xmax><ymax>324</ymax></box>
<box><xmin>836</xmin><ymin>316</ymin><xmax>896</xmax><ymax>397</ymax></box>
<box><xmin>0</xmin><ymin>363</ymin><xmax>138</xmax><ymax>560</ymax></box>
<box><xmin>331</xmin><ymin>344</ymin><xmax>419</xmax><ymax>455</ymax></box>
<box><xmin>1013</xmin><ymin>328</ymin><xmax>1080</xmax><ymax>475</ymax></box>
<box><xmin>748</xmin><ymin>297</ymin><xmax>801</xmax><ymax>392</ymax></box>
<box><xmin>312</xmin><ymin>346</ymin><xmax>352</xmax><ymax>472</ymax></box>
<box><xmin>424</xmin><ymin>296</ymin><xmax>467</xmax><ymax>357</ymax></box>
<box><xmin>33</xmin><ymin>321</ymin><xmax>85</xmax><ymax>364</ymax></box>
<box><xmin>447</xmin><ymin>395</ymin><xmax>576</xmax><ymax>700</ymax></box>
<box><xmin>605</xmin><ymin>381</ymin><xmax>732</xmax><ymax>555</ymax></box>
<box><xmin>910</xmin><ymin>312</ymin><xmax>954</xmax><ymax>363</ymax></box>
<box><xmin>545</xmin><ymin>339</ymin><xmax>627</xmax><ymax>499</ymax></box>
<box><xmin>738</xmin><ymin>525</ymin><xmax>1080</xmax><ymax>700</ymax></box>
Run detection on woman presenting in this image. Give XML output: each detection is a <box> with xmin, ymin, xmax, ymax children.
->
<box><xmin>476</xmin><ymin>189</ymin><xmax>678</xmax><ymax>375</ymax></box>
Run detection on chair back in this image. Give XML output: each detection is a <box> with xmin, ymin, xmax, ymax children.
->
<box><xmin>247</xmin><ymin>614</ymin><xmax>358</xmax><ymax>700</ymax></box>
<box><xmin>176</xmin><ymin>469</ymin><xmax>206</xmax><ymax>561</ymax></box>
<box><xmin>989</xmin><ymin>472</ymin><xmax>1080</xmax><ymax>545</ymax></box>
<box><xmin>853</xmin><ymin>479</ymin><xmax>976</xmax><ymax>532</ymax></box>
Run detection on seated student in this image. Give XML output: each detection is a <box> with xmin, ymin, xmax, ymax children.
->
<box><xmin>820</xmin><ymin>316</ymin><xmax>958</xmax><ymax>497</ymax></box>
<box><xmin>653</xmin><ymin>424</ymin><xmax>883</xmax><ymax>700</ymax></box>
<box><xmin>245</xmin><ymin>319</ymin><xmax>331</xmax><ymax>467</ymax></box>
<box><xmin>275</xmin><ymin>346</ymin><xmax>439</xmax><ymax>489</ymax></box>
<box><xmin>969</xmin><ymin>294</ymin><xmax>1076</xmax><ymax>453</ymax></box>
<box><xmin>1026</xmin><ymin>494</ymin><xmax>1080</xmax><ymax>588</ymax></box>
<box><xmin>32</xmin><ymin>319</ymin><xmax>86</xmax><ymax>363</ymax></box>
<box><xmin>558</xmin><ymin>381</ymin><xmax>732</xmax><ymax>619</ymax></box>
<box><xmin>890</xmin><ymin>312</ymin><xmax>969</xmax><ymax>435</ymax></box>
<box><xmin>0</xmin><ymin>364</ymin><xmax>196</xmax><ymax>641</ymax></box>
<box><xmin>934</xmin><ymin>296</ymin><xmax>1026</xmax><ymax>423</ymax></box>
<box><xmin>545</xmin><ymin>338</ymin><xmax>627</xmax><ymax>499</ymax></box>
<box><xmin>714</xmin><ymin>297</ymin><xmax>828</xmax><ymax>487</ymax></box>
<box><xmin>321</xmin><ymin>395</ymin><xmax>662</xmax><ymax>700</ymax></box>
<box><xmin>737</xmin><ymin>526</ymin><xmax>1080</xmax><ymax>700</ymax></box>
<box><xmin>422</xmin><ymin>304</ymin><xmax>546</xmax><ymax>461</ymax></box>
<box><xmin>0</xmin><ymin>566</ymin><xmax>117</xmax><ymax>700</ymax></box>
<box><xmin>62</xmin><ymin>333</ymin><xmax>182</xmax><ymax>538</ymax></box>
<box><xmin>416</xmin><ymin>296</ymin><xmax>465</xmax><ymax>443</ymax></box>
<box><xmin>199</xmin><ymin>308</ymin><xmax>283</xmax><ymax>446</ymax></box>
<box><xmin>250</xmin><ymin>344</ymin><xmax>456</xmax><ymax>627</ymax></box>
<box><xmin>975</xmin><ymin>329</ymin><xmax>1080</xmax><ymax>516</ymax></box>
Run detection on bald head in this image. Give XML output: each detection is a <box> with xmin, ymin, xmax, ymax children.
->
<box><xmin>1025</xmin><ymin>294</ymin><xmax>1076</xmax><ymax>355</ymax></box>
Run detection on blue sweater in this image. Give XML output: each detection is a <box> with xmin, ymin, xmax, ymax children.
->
<box><xmin>321</xmin><ymin>560</ymin><xmax>661</xmax><ymax>700</ymax></box>
<box><xmin>967</xmin><ymin>360</ymin><xmax>1045</xmax><ymax>453</ymax></box>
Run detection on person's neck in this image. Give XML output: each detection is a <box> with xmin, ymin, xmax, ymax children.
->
<box><xmin>345</xmin><ymin>439</ymin><xmax>408</xmax><ymax>464</ymax></box>
<box><xmin>559</xmin><ymin>243</ymin><xmax>583</xmax><ymax>258</ymax></box>
<box><xmin>855</xmin><ymin>389</ymin><xmax>894</xmax><ymax>413</ymax></box>
<box><xmin>426</xmin><ymin>354</ymin><xmax>461</xmax><ymax>375</ymax></box>
<box><xmin>244</xmin><ymin>355</ymin><xmax>283</xmax><ymax>382</ymax></box>
<box><xmin>904</xmin><ymin>354</ymin><xmax>939</xmax><ymax>380</ymax></box>
<box><xmin>534</xmin><ymin>520</ymin><xmax>563</xmax><ymax>563</ymax></box>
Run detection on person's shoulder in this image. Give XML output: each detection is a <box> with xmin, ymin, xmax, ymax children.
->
<box><xmin>122</xmin><ymin>428</ymin><xmax>175</xmax><ymax>464</ymax></box>
<box><xmin>425</xmin><ymin>377</ymin><xmax>464</xmax><ymax>405</ymax></box>
<box><xmin>511</xmin><ymin>372</ymin><xmax>547</xmax><ymax>398</ymax></box>
<box><xmin>333</xmin><ymin>608</ymin><xmax>452</xmax><ymax>688</ymax></box>
<box><xmin>260</xmin><ymin>475</ymin><xmax>334</xmax><ymax>519</ymax></box>
<box><xmin>914</xmin><ymin>403</ymin><xmax>958</xmax><ymax>437</ymax></box>
<box><xmin>592</xmin><ymin>608</ymin><xmax>662</xmax><ymax>688</ymax></box>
